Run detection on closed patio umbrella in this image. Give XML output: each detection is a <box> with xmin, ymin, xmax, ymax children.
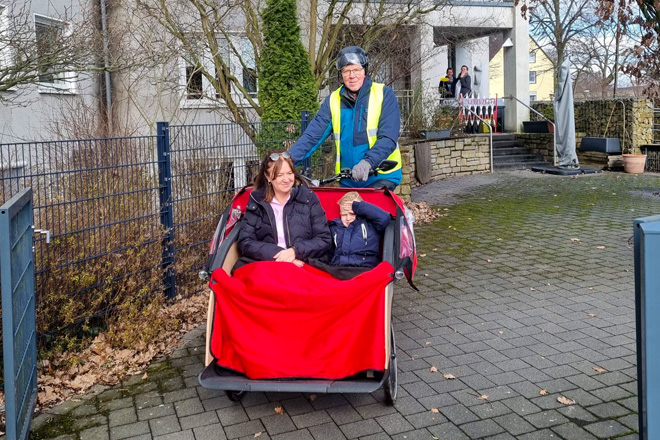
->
<box><xmin>553</xmin><ymin>59</ymin><xmax>579</xmax><ymax>168</ymax></box>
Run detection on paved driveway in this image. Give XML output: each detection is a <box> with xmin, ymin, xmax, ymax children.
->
<box><xmin>31</xmin><ymin>171</ymin><xmax>660</xmax><ymax>440</ymax></box>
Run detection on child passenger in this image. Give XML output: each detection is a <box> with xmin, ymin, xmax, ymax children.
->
<box><xmin>329</xmin><ymin>192</ymin><xmax>391</xmax><ymax>268</ymax></box>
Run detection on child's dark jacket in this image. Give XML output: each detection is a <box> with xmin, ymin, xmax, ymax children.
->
<box><xmin>329</xmin><ymin>201</ymin><xmax>391</xmax><ymax>267</ymax></box>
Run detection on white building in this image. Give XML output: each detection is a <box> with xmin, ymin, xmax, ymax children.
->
<box><xmin>0</xmin><ymin>0</ymin><xmax>530</xmax><ymax>143</ymax></box>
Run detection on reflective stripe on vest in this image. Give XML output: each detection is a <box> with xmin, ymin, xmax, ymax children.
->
<box><xmin>329</xmin><ymin>83</ymin><xmax>402</xmax><ymax>174</ymax></box>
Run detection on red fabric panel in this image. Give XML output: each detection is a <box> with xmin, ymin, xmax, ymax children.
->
<box><xmin>209</xmin><ymin>261</ymin><xmax>393</xmax><ymax>379</ymax></box>
<box><xmin>312</xmin><ymin>188</ymin><xmax>398</xmax><ymax>220</ymax></box>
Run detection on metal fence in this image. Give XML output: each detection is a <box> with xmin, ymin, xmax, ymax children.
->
<box><xmin>0</xmin><ymin>119</ymin><xmax>330</xmax><ymax>341</ymax></box>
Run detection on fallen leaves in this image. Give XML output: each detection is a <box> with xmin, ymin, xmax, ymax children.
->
<box><xmin>430</xmin><ymin>366</ymin><xmax>438</xmax><ymax>373</ymax></box>
<box><xmin>431</xmin><ymin>408</ymin><xmax>440</xmax><ymax>413</ymax></box>
<box><xmin>443</xmin><ymin>373</ymin><xmax>456</xmax><ymax>380</ymax></box>
<box><xmin>404</xmin><ymin>202</ymin><xmax>442</xmax><ymax>224</ymax></box>
<box><xmin>593</xmin><ymin>366</ymin><xmax>607</xmax><ymax>374</ymax></box>
<box><xmin>254</xmin><ymin>432</ymin><xmax>262</xmax><ymax>438</ymax></box>
<box><xmin>478</xmin><ymin>394</ymin><xmax>489</xmax><ymax>401</ymax></box>
<box><xmin>557</xmin><ymin>396</ymin><xmax>577</xmax><ymax>406</ymax></box>
<box><xmin>587</xmin><ymin>313</ymin><xmax>597</xmax><ymax>318</ymax></box>
<box><xmin>34</xmin><ymin>291</ymin><xmax>209</xmax><ymax>412</ymax></box>
<box><xmin>539</xmin><ymin>389</ymin><xmax>548</xmax><ymax>396</ymax></box>
<box><xmin>596</xmin><ymin>246</ymin><xmax>606</xmax><ymax>250</ymax></box>
<box><xmin>274</xmin><ymin>406</ymin><xmax>284</xmax><ymax>415</ymax></box>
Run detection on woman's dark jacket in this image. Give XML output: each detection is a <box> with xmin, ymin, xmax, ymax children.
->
<box><xmin>329</xmin><ymin>201</ymin><xmax>391</xmax><ymax>267</ymax></box>
<box><xmin>237</xmin><ymin>182</ymin><xmax>332</xmax><ymax>262</ymax></box>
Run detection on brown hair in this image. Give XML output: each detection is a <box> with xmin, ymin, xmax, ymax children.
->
<box><xmin>253</xmin><ymin>152</ymin><xmax>301</xmax><ymax>202</ymax></box>
<box><xmin>338</xmin><ymin>191</ymin><xmax>363</xmax><ymax>206</ymax></box>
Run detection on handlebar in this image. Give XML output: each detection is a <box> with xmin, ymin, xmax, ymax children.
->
<box><xmin>300</xmin><ymin>159</ymin><xmax>397</xmax><ymax>187</ymax></box>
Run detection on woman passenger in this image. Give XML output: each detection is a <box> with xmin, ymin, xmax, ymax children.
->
<box><xmin>235</xmin><ymin>151</ymin><xmax>331</xmax><ymax>270</ymax></box>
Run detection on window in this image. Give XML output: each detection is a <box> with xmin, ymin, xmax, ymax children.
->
<box><xmin>0</xmin><ymin>5</ymin><xmax>10</xmax><ymax>73</ymax></box>
<box><xmin>530</xmin><ymin>92</ymin><xmax>537</xmax><ymax>102</ymax></box>
<box><xmin>529</xmin><ymin>51</ymin><xmax>536</xmax><ymax>63</ymax></box>
<box><xmin>181</xmin><ymin>35</ymin><xmax>257</xmax><ymax>105</ymax></box>
<box><xmin>34</xmin><ymin>15</ymin><xmax>76</xmax><ymax>92</ymax></box>
<box><xmin>240</xmin><ymin>37</ymin><xmax>257</xmax><ymax>98</ymax></box>
<box><xmin>529</xmin><ymin>71</ymin><xmax>537</xmax><ymax>84</ymax></box>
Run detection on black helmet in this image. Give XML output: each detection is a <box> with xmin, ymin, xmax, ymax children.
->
<box><xmin>336</xmin><ymin>46</ymin><xmax>369</xmax><ymax>74</ymax></box>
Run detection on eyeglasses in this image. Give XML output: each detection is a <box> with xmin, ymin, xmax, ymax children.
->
<box><xmin>341</xmin><ymin>67</ymin><xmax>364</xmax><ymax>77</ymax></box>
<box><xmin>269</xmin><ymin>151</ymin><xmax>291</xmax><ymax>161</ymax></box>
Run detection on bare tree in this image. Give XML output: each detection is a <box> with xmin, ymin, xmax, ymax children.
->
<box><xmin>129</xmin><ymin>0</ymin><xmax>447</xmax><ymax>130</ymax></box>
<box><xmin>522</xmin><ymin>0</ymin><xmax>594</xmax><ymax>87</ymax></box>
<box><xmin>0</xmin><ymin>2</ymin><xmax>101</xmax><ymax>101</ymax></box>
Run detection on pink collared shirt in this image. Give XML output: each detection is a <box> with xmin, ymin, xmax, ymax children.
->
<box><xmin>270</xmin><ymin>196</ymin><xmax>290</xmax><ymax>248</ymax></box>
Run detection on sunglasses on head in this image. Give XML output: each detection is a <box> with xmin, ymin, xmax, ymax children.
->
<box><xmin>269</xmin><ymin>151</ymin><xmax>291</xmax><ymax>161</ymax></box>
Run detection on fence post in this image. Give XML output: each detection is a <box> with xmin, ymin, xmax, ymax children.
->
<box><xmin>157</xmin><ymin>122</ymin><xmax>176</xmax><ymax>299</ymax></box>
<box><xmin>301</xmin><ymin>111</ymin><xmax>312</xmax><ymax>177</ymax></box>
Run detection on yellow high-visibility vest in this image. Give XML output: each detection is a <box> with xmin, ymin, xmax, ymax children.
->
<box><xmin>329</xmin><ymin>83</ymin><xmax>402</xmax><ymax>174</ymax></box>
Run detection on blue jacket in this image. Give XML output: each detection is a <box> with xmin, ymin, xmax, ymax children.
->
<box><xmin>238</xmin><ymin>183</ymin><xmax>332</xmax><ymax>262</ymax></box>
<box><xmin>329</xmin><ymin>201</ymin><xmax>391</xmax><ymax>267</ymax></box>
<box><xmin>289</xmin><ymin>78</ymin><xmax>402</xmax><ymax>187</ymax></box>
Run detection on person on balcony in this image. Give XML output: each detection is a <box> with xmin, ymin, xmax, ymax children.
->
<box><xmin>288</xmin><ymin>46</ymin><xmax>402</xmax><ymax>190</ymax></box>
<box><xmin>453</xmin><ymin>65</ymin><xmax>472</xmax><ymax>97</ymax></box>
<box><xmin>439</xmin><ymin>67</ymin><xmax>455</xmax><ymax>98</ymax></box>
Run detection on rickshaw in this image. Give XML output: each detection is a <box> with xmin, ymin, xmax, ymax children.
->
<box><xmin>198</xmin><ymin>164</ymin><xmax>417</xmax><ymax>404</ymax></box>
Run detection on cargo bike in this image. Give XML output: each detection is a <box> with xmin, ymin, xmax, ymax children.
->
<box><xmin>198</xmin><ymin>163</ymin><xmax>417</xmax><ymax>405</ymax></box>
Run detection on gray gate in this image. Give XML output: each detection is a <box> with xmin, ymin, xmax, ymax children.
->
<box><xmin>1</xmin><ymin>188</ymin><xmax>37</xmax><ymax>440</ymax></box>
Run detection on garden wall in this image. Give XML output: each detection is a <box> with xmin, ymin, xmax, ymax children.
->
<box><xmin>531</xmin><ymin>98</ymin><xmax>654</xmax><ymax>150</ymax></box>
<box><xmin>395</xmin><ymin>136</ymin><xmax>491</xmax><ymax>200</ymax></box>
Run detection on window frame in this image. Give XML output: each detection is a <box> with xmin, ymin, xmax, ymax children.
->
<box><xmin>179</xmin><ymin>34</ymin><xmax>258</xmax><ymax>108</ymax></box>
<box><xmin>33</xmin><ymin>14</ymin><xmax>77</xmax><ymax>94</ymax></box>
<box><xmin>529</xmin><ymin>92</ymin><xmax>537</xmax><ymax>102</ymax></box>
<box><xmin>529</xmin><ymin>71</ymin><xmax>537</xmax><ymax>84</ymax></box>
<box><xmin>529</xmin><ymin>51</ymin><xmax>536</xmax><ymax>64</ymax></box>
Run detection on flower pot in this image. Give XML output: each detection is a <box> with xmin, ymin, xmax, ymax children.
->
<box><xmin>622</xmin><ymin>154</ymin><xmax>647</xmax><ymax>174</ymax></box>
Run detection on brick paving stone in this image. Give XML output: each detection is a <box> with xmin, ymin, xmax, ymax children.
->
<box><xmin>224</xmin><ymin>420</ymin><xmax>266</xmax><ymax>439</ymax></box>
<box><xmin>617</xmin><ymin>414</ymin><xmax>639</xmax><ymax>431</ymax></box>
<box><xmin>179</xmin><ymin>410</ymin><xmax>220</xmax><ymax>430</ymax></box>
<box><xmin>550</xmin><ymin>422</ymin><xmax>598</xmax><ymax>440</ymax></box>
<box><xmin>153</xmin><ymin>429</ymin><xmax>195</xmax><ymax>440</ymax></box>
<box><xmin>391</xmin><ymin>396</ymin><xmax>426</xmax><ymax>416</ymax></box>
<box><xmin>325</xmin><ymin>405</ymin><xmax>362</xmax><ymax>425</ymax></box>
<box><xmin>217</xmin><ymin>405</ymin><xmax>249</xmax><ymax>426</ymax></box>
<box><xmin>338</xmin><ymin>419</ymin><xmax>383</xmax><ymax>439</ymax></box>
<box><xmin>109</xmin><ymin>421</ymin><xmax>150</xmax><ymax>440</ymax></box>
<box><xmin>584</xmin><ymin>420</ymin><xmax>632</xmax><ymax>438</ymax></box>
<box><xmin>173</xmin><ymin>397</ymin><xmax>204</xmax><ymax>417</ymax></box>
<box><xmin>307</xmin><ymin>422</ymin><xmax>347</xmax><ymax>440</ymax></box>
<box><xmin>404</xmin><ymin>410</ymin><xmax>447</xmax><ymax>429</ymax></box>
<box><xmin>439</xmin><ymin>403</ymin><xmax>480</xmax><ymax>425</ymax></box>
<box><xmin>109</xmin><ymin>408</ymin><xmax>138</xmax><ymax>428</ymax></box>
<box><xmin>417</xmin><ymin>392</ymin><xmax>459</xmax><ymax>410</ymax></box>
<box><xmin>80</xmin><ymin>425</ymin><xmax>110</xmax><ymax>440</ymax></box>
<box><xmin>427</xmin><ymin>422</ymin><xmax>470</xmax><ymax>440</ymax></box>
<box><xmin>517</xmin><ymin>429</ymin><xmax>558</xmax><ymax>440</ymax></box>
<box><xmin>492</xmin><ymin>412</ymin><xmax>536</xmax><ymax>436</ymax></box>
<box><xmin>618</xmin><ymin>396</ymin><xmax>639</xmax><ymax>412</ymax></box>
<box><xmin>137</xmin><ymin>403</ymin><xmax>175</xmax><ymax>421</ymax></box>
<box><xmin>524</xmin><ymin>410</ymin><xmax>568</xmax><ymax>429</ymax></box>
<box><xmin>586</xmin><ymin>401</ymin><xmax>631</xmax><ymax>419</ymax></box>
<box><xmin>501</xmin><ymin>396</ymin><xmax>542</xmax><ymax>416</ymax></box>
<box><xmin>261</xmin><ymin>413</ymin><xmax>297</xmax><ymax>435</ymax></box>
<box><xmin>194</xmin><ymin>423</ymin><xmax>227</xmax><ymax>440</ymax></box>
<box><xmin>590</xmin><ymin>385</ymin><xmax>633</xmax><ymax>401</ymax></box>
<box><xmin>484</xmin><ymin>433</ymin><xmax>516</xmax><ymax>440</ymax></box>
<box><xmin>149</xmin><ymin>414</ymin><xmax>181</xmax><ymax>436</ymax></box>
<box><xmin>391</xmin><ymin>429</ymin><xmax>438</xmax><ymax>440</ymax></box>
<box><xmin>459</xmin><ymin>419</ymin><xmax>506</xmax><ymax>439</ymax></box>
<box><xmin>290</xmin><ymin>410</ymin><xmax>332</xmax><ymax>429</ymax></box>
<box><xmin>281</xmin><ymin>397</ymin><xmax>315</xmax><ymax>416</ymax></box>
<box><xmin>469</xmin><ymin>401</ymin><xmax>512</xmax><ymax>419</ymax></box>
<box><xmin>375</xmin><ymin>413</ymin><xmax>415</xmax><ymax>435</ymax></box>
<box><xmin>100</xmin><ymin>397</ymin><xmax>134</xmax><ymax>412</ymax></box>
<box><xmin>134</xmin><ymin>391</ymin><xmax>163</xmax><ymax>409</ymax></box>
<box><xmin>355</xmin><ymin>402</ymin><xmax>397</xmax><ymax>419</ymax></box>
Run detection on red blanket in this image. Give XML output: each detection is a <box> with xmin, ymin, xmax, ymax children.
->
<box><xmin>209</xmin><ymin>261</ymin><xmax>394</xmax><ymax>379</ymax></box>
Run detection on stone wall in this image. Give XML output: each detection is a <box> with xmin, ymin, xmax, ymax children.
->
<box><xmin>514</xmin><ymin>132</ymin><xmax>619</xmax><ymax>169</ymax></box>
<box><xmin>395</xmin><ymin>136</ymin><xmax>491</xmax><ymax>199</ymax></box>
<box><xmin>531</xmin><ymin>98</ymin><xmax>654</xmax><ymax>151</ymax></box>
